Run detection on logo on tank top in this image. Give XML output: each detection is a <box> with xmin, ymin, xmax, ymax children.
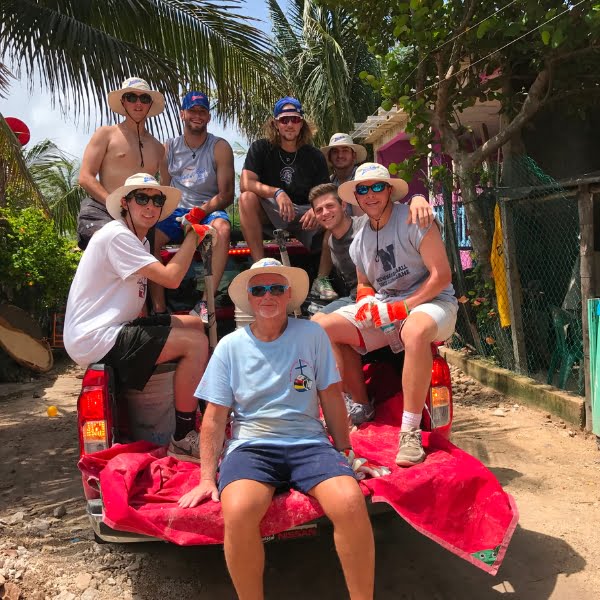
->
<box><xmin>290</xmin><ymin>358</ymin><xmax>313</xmax><ymax>392</ymax></box>
<box><xmin>280</xmin><ymin>166</ymin><xmax>295</xmax><ymax>186</ymax></box>
<box><xmin>179</xmin><ymin>165</ymin><xmax>209</xmax><ymax>187</ymax></box>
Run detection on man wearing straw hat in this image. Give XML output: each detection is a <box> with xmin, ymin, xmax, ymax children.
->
<box><xmin>317</xmin><ymin>163</ymin><xmax>458</xmax><ymax>466</ymax></box>
<box><xmin>178</xmin><ymin>257</ymin><xmax>375</xmax><ymax>600</ymax></box>
<box><xmin>65</xmin><ymin>173</ymin><xmax>215</xmax><ymax>463</ymax></box>
<box><xmin>77</xmin><ymin>77</ymin><xmax>166</xmax><ymax>250</ymax></box>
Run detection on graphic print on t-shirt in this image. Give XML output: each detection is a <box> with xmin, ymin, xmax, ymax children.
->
<box><xmin>280</xmin><ymin>165</ymin><xmax>294</xmax><ymax>186</ymax></box>
<box><xmin>137</xmin><ymin>277</ymin><xmax>147</xmax><ymax>299</ymax></box>
<box><xmin>376</xmin><ymin>243</ymin><xmax>410</xmax><ymax>289</ymax></box>
<box><xmin>290</xmin><ymin>358</ymin><xmax>314</xmax><ymax>392</ymax></box>
<box><xmin>177</xmin><ymin>165</ymin><xmax>209</xmax><ymax>188</ymax></box>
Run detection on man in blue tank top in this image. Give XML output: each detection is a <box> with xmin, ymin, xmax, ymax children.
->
<box><xmin>151</xmin><ymin>91</ymin><xmax>235</xmax><ymax>320</ymax></box>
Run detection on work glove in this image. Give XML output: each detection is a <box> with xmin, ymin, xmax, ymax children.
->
<box><xmin>341</xmin><ymin>449</ymin><xmax>391</xmax><ymax>481</ymax></box>
<box><xmin>371</xmin><ymin>300</ymin><xmax>410</xmax><ymax>329</ymax></box>
<box><xmin>354</xmin><ymin>284</ymin><xmax>377</xmax><ymax>330</ymax></box>
<box><xmin>177</xmin><ymin>209</ymin><xmax>217</xmax><ymax>246</ymax></box>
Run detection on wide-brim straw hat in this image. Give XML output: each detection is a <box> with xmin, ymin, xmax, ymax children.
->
<box><xmin>320</xmin><ymin>133</ymin><xmax>367</xmax><ymax>166</ymax></box>
<box><xmin>228</xmin><ymin>258</ymin><xmax>309</xmax><ymax>317</ymax></box>
<box><xmin>108</xmin><ymin>77</ymin><xmax>165</xmax><ymax>118</ymax></box>
<box><xmin>338</xmin><ymin>162</ymin><xmax>409</xmax><ymax>206</ymax></box>
<box><xmin>105</xmin><ymin>173</ymin><xmax>181</xmax><ymax>221</ymax></box>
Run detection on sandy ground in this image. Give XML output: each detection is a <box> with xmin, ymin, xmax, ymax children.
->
<box><xmin>0</xmin><ymin>357</ymin><xmax>599</xmax><ymax>599</ymax></box>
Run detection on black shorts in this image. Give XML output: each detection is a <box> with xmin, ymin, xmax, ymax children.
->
<box><xmin>99</xmin><ymin>315</ymin><xmax>171</xmax><ymax>391</ymax></box>
<box><xmin>77</xmin><ymin>197</ymin><xmax>113</xmax><ymax>250</ymax></box>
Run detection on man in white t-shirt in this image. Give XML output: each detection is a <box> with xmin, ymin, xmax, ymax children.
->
<box><xmin>178</xmin><ymin>258</ymin><xmax>375</xmax><ymax>600</ymax></box>
<box><xmin>64</xmin><ymin>173</ymin><xmax>215</xmax><ymax>463</ymax></box>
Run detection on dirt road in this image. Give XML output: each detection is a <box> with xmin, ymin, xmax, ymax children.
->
<box><xmin>0</xmin><ymin>359</ymin><xmax>599</xmax><ymax>599</ymax></box>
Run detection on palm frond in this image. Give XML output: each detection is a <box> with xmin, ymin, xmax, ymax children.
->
<box><xmin>0</xmin><ymin>0</ymin><xmax>281</xmax><ymax>135</ymax></box>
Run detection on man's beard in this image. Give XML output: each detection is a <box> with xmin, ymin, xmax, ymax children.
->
<box><xmin>255</xmin><ymin>303</ymin><xmax>285</xmax><ymax>319</ymax></box>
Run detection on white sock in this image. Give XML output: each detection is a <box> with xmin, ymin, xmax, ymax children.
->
<box><xmin>401</xmin><ymin>410</ymin><xmax>422</xmax><ymax>432</ymax></box>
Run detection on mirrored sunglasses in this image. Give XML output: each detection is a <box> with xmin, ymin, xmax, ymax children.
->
<box><xmin>247</xmin><ymin>284</ymin><xmax>289</xmax><ymax>297</ymax></box>
<box><xmin>355</xmin><ymin>182</ymin><xmax>389</xmax><ymax>195</ymax></box>
<box><xmin>122</xmin><ymin>92</ymin><xmax>153</xmax><ymax>104</ymax></box>
<box><xmin>126</xmin><ymin>191</ymin><xmax>167</xmax><ymax>208</ymax></box>
<box><xmin>277</xmin><ymin>116</ymin><xmax>303</xmax><ymax>125</ymax></box>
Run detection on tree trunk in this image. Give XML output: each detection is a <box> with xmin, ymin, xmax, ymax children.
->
<box><xmin>454</xmin><ymin>160</ymin><xmax>493</xmax><ymax>278</ymax></box>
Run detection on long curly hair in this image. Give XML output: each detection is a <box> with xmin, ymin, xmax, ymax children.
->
<box><xmin>263</xmin><ymin>116</ymin><xmax>316</xmax><ymax>148</ymax></box>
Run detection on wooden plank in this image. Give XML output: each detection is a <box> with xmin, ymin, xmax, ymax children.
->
<box><xmin>578</xmin><ymin>185</ymin><xmax>595</xmax><ymax>430</ymax></box>
<box><xmin>500</xmin><ymin>199</ymin><xmax>528</xmax><ymax>373</ymax></box>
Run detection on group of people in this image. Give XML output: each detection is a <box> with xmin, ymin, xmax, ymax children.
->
<box><xmin>63</xmin><ymin>76</ymin><xmax>458</xmax><ymax>599</ymax></box>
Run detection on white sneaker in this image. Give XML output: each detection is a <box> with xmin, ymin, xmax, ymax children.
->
<box><xmin>311</xmin><ymin>277</ymin><xmax>339</xmax><ymax>300</ymax></box>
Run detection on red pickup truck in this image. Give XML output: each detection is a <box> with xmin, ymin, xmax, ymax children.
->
<box><xmin>75</xmin><ymin>242</ymin><xmax>453</xmax><ymax>542</ymax></box>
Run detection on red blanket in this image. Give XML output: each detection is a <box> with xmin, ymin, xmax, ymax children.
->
<box><xmin>79</xmin><ymin>409</ymin><xmax>517</xmax><ymax>575</ymax></box>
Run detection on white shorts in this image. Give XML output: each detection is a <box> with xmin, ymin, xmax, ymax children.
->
<box><xmin>335</xmin><ymin>298</ymin><xmax>458</xmax><ymax>354</ymax></box>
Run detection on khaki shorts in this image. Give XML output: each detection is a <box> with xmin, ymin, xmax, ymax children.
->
<box><xmin>335</xmin><ymin>298</ymin><xmax>458</xmax><ymax>354</ymax></box>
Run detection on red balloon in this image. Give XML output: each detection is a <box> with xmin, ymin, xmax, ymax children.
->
<box><xmin>4</xmin><ymin>117</ymin><xmax>31</xmax><ymax>146</ymax></box>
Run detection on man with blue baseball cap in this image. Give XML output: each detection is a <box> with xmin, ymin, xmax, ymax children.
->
<box><xmin>151</xmin><ymin>91</ymin><xmax>235</xmax><ymax>321</ymax></box>
<box><xmin>239</xmin><ymin>96</ymin><xmax>329</xmax><ymax>260</ymax></box>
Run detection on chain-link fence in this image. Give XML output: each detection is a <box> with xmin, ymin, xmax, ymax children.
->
<box><xmin>439</xmin><ymin>156</ymin><xmax>587</xmax><ymax>396</ymax></box>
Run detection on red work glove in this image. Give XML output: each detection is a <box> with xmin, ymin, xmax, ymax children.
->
<box><xmin>354</xmin><ymin>284</ymin><xmax>377</xmax><ymax>330</ymax></box>
<box><xmin>186</xmin><ymin>223</ymin><xmax>217</xmax><ymax>246</ymax></box>
<box><xmin>184</xmin><ymin>206</ymin><xmax>207</xmax><ymax>225</ymax></box>
<box><xmin>371</xmin><ymin>300</ymin><xmax>410</xmax><ymax>329</ymax></box>
<box><xmin>341</xmin><ymin>449</ymin><xmax>391</xmax><ymax>481</ymax></box>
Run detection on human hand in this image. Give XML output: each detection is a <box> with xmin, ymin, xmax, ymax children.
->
<box><xmin>371</xmin><ymin>300</ymin><xmax>410</xmax><ymax>329</ymax></box>
<box><xmin>341</xmin><ymin>449</ymin><xmax>391</xmax><ymax>480</ymax></box>
<box><xmin>406</xmin><ymin>195</ymin><xmax>434</xmax><ymax>228</ymax></box>
<box><xmin>299</xmin><ymin>208</ymin><xmax>319</xmax><ymax>230</ymax></box>
<box><xmin>178</xmin><ymin>479</ymin><xmax>219</xmax><ymax>508</ymax></box>
<box><xmin>185</xmin><ymin>223</ymin><xmax>217</xmax><ymax>247</ymax></box>
<box><xmin>355</xmin><ymin>296</ymin><xmax>379</xmax><ymax>330</ymax></box>
<box><xmin>177</xmin><ymin>206</ymin><xmax>207</xmax><ymax>229</ymax></box>
<box><xmin>274</xmin><ymin>190</ymin><xmax>295</xmax><ymax>222</ymax></box>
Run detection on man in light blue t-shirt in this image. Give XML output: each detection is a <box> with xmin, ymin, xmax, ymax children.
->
<box><xmin>178</xmin><ymin>258</ymin><xmax>375</xmax><ymax>600</ymax></box>
<box><xmin>317</xmin><ymin>163</ymin><xmax>458</xmax><ymax>468</ymax></box>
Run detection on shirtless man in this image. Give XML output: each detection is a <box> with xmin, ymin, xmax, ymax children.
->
<box><xmin>77</xmin><ymin>77</ymin><xmax>166</xmax><ymax>250</ymax></box>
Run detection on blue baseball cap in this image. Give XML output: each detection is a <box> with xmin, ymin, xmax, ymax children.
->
<box><xmin>181</xmin><ymin>91</ymin><xmax>210</xmax><ymax>111</ymax></box>
<box><xmin>273</xmin><ymin>96</ymin><xmax>304</xmax><ymax>119</ymax></box>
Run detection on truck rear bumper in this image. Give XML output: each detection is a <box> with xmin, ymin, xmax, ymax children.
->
<box><xmin>87</xmin><ymin>496</ymin><xmax>393</xmax><ymax>544</ymax></box>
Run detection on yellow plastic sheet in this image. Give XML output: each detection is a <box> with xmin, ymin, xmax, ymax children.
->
<box><xmin>491</xmin><ymin>203</ymin><xmax>511</xmax><ymax>328</ymax></box>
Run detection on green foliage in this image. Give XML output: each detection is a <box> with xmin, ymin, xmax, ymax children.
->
<box><xmin>267</xmin><ymin>0</ymin><xmax>381</xmax><ymax>145</ymax></box>
<box><xmin>0</xmin><ymin>206</ymin><xmax>80</xmax><ymax>312</ymax></box>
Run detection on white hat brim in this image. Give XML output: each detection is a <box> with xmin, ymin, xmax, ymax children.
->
<box><xmin>228</xmin><ymin>266</ymin><xmax>309</xmax><ymax>316</ymax></box>
<box><xmin>105</xmin><ymin>182</ymin><xmax>181</xmax><ymax>221</ymax></box>
<box><xmin>338</xmin><ymin>177</ymin><xmax>409</xmax><ymax>206</ymax></box>
<box><xmin>107</xmin><ymin>89</ymin><xmax>165</xmax><ymax>118</ymax></box>
<box><xmin>320</xmin><ymin>143</ymin><xmax>367</xmax><ymax>166</ymax></box>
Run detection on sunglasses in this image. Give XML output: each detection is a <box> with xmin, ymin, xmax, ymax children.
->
<box><xmin>247</xmin><ymin>284</ymin><xmax>290</xmax><ymax>297</ymax></box>
<box><xmin>126</xmin><ymin>191</ymin><xmax>167</xmax><ymax>208</ymax></box>
<box><xmin>355</xmin><ymin>182</ymin><xmax>389</xmax><ymax>195</ymax></box>
<box><xmin>277</xmin><ymin>116</ymin><xmax>303</xmax><ymax>125</ymax></box>
<box><xmin>122</xmin><ymin>92</ymin><xmax>153</xmax><ymax>105</ymax></box>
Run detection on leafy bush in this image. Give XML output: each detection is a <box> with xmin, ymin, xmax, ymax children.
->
<box><xmin>0</xmin><ymin>206</ymin><xmax>80</xmax><ymax>313</ymax></box>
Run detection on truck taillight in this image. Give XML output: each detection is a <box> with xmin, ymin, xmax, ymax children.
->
<box><xmin>429</xmin><ymin>355</ymin><xmax>453</xmax><ymax>428</ymax></box>
<box><xmin>78</xmin><ymin>367</ymin><xmax>112</xmax><ymax>456</ymax></box>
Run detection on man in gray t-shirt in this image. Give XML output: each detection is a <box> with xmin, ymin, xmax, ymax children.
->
<box><xmin>317</xmin><ymin>163</ymin><xmax>458</xmax><ymax>468</ymax></box>
<box><xmin>308</xmin><ymin>183</ymin><xmax>367</xmax><ymax>316</ymax></box>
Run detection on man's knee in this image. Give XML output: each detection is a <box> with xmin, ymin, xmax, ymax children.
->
<box><xmin>239</xmin><ymin>191</ymin><xmax>261</xmax><ymax>215</ymax></box>
<box><xmin>221</xmin><ymin>483</ymin><xmax>272</xmax><ymax>528</ymax></box>
<box><xmin>402</xmin><ymin>315</ymin><xmax>438</xmax><ymax>350</ymax></box>
<box><xmin>212</xmin><ymin>218</ymin><xmax>231</xmax><ymax>241</ymax></box>
<box><xmin>313</xmin><ymin>477</ymin><xmax>368</xmax><ymax>524</ymax></box>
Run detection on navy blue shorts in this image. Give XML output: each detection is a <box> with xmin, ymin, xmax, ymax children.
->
<box><xmin>157</xmin><ymin>207</ymin><xmax>230</xmax><ymax>243</ymax></box>
<box><xmin>218</xmin><ymin>443</ymin><xmax>356</xmax><ymax>495</ymax></box>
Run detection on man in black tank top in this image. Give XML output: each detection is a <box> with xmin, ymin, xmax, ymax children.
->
<box><xmin>239</xmin><ymin>97</ymin><xmax>329</xmax><ymax>261</ymax></box>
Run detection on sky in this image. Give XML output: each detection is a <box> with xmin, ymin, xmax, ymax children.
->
<box><xmin>0</xmin><ymin>0</ymin><xmax>273</xmax><ymax>166</ymax></box>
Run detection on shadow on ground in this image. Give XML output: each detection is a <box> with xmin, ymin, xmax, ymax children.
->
<box><xmin>125</xmin><ymin>514</ymin><xmax>585</xmax><ymax>599</ymax></box>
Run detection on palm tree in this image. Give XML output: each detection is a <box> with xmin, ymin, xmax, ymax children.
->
<box><xmin>266</xmin><ymin>0</ymin><xmax>381</xmax><ymax>146</ymax></box>
<box><xmin>0</xmin><ymin>0</ymin><xmax>280</xmax><ymax>135</ymax></box>
<box><xmin>0</xmin><ymin>112</ymin><xmax>49</xmax><ymax>214</ymax></box>
<box><xmin>25</xmin><ymin>140</ymin><xmax>84</xmax><ymax>235</ymax></box>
